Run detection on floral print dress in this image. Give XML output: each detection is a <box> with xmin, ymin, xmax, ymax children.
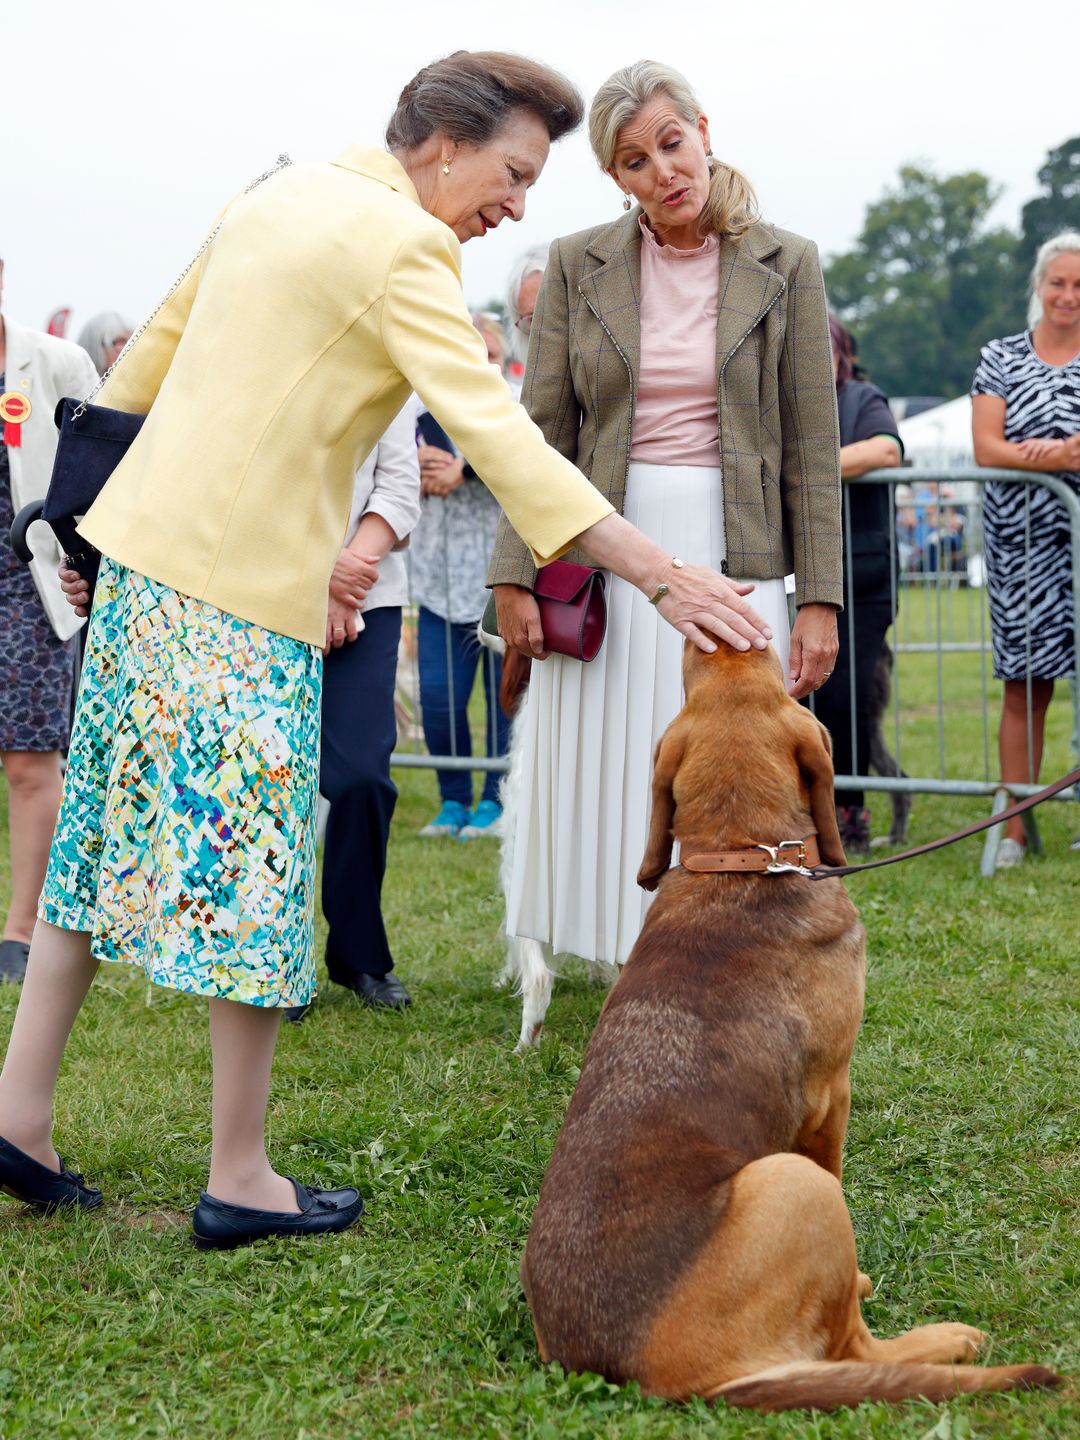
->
<box><xmin>40</xmin><ymin>558</ymin><xmax>322</xmax><ymax>1008</ymax></box>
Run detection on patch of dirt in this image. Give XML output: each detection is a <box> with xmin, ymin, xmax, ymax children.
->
<box><xmin>112</xmin><ymin>1204</ymin><xmax>188</xmax><ymax>1232</ymax></box>
<box><xmin>1037</xmin><ymin>1152</ymin><xmax>1078</xmax><ymax>1173</ymax></box>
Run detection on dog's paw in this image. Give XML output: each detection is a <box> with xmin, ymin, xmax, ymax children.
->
<box><xmin>947</xmin><ymin>1324</ymin><xmax>986</xmax><ymax>1359</ymax></box>
<box><xmin>914</xmin><ymin>1323</ymin><xmax>987</xmax><ymax>1363</ymax></box>
<box><xmin>514</xmin><ymin>1021</ymin><xmax>545</xmax><ymax>1053</ymax></box>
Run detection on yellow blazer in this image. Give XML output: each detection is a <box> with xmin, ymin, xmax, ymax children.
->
<box><xmin>81</xmin><ymin>146</ymin><xmax>612</xmax><ymax>647</ymax></box>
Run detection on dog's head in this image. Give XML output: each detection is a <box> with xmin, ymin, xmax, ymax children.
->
<box><xmin>682</xmin><ymin>638</ymin><xmax>788</xmax><ymax>717</ymax></box>
<box><xmin>669</xmin><ymin>641</ymin><xmax>846</xmax><ymax>867</ymax></box>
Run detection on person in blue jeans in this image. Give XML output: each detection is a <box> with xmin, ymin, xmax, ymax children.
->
<box><xmin>416</xmin><ymin>604</ymin><xmax>509</xmax><ymax>835</ymax></box>
<box><xmin>411</xmin><ymin>316</ymin><xmax>511</xmax><ymax>838</ymax></box>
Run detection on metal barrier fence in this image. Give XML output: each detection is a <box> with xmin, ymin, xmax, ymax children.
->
<box><xmin>392</xmin><ymin>467</ymin><xmax>1080</xmax><ymax>874</ymax></box>
<box><xmin>826</xmin><ymin>468</ymin><xmax>1080</xmax><ymax>873</ymax></box>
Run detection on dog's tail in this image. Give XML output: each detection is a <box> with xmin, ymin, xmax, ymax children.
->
<box><xmin>716</xmin><ymin>1360</ymin><xmax>1062</xmax><ymax>1413</ymax></box>
<box><xmin>500</xmin><ymin>646</ymin><xmax>532</xmax><ymax>718</ymax></box>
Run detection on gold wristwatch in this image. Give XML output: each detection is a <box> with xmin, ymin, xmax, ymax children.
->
<box><xmin>647</xmin><ymin>556</ymin><xmax>684</xmax><ymax>606</ymax></box>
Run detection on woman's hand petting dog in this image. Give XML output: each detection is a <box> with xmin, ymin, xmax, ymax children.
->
<box><xmin>652</xmin><ymin>566</ymin><xmax>771</xmax><ymax>656</ymax></box>
<box><xmin>787</xmin><ymin>602</ymin><xmax>839</xmax><ymax>699</ymax></box>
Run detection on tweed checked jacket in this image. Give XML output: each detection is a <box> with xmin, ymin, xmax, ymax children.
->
<box><xmin>486</xmin><ymin>210</ymin><xmax>843</xmax><ymax>609</ymax></box>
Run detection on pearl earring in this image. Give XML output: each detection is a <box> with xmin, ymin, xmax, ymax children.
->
<box><xmin>622</xmin><ymin>195</ymin><xmax>631</xmax><ymax>211</ymax></box>
<box><xmin>442</xmin><ymin>160</ymin><xmax>451</xmax><ymax>176</ymax></box>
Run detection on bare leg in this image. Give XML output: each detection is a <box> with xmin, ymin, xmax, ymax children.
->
<box><xmin>206</xmin><ymin>997</ymin><xmax>300</xmax><ymax>1212</ymax></box>
<box><xmin>999</xmin><ymin>680</ymin><xmax>1053</xmax><ymax>843</ymax></box>
<box><xmin>1</xmin><ymin>751</ymin><xmax>65</xmax><ymax>943</ymax></box>
<box><xmin>0</xmin><ymin>921</ymin><xmax>99</xmax><ymax>1167</ymax></box>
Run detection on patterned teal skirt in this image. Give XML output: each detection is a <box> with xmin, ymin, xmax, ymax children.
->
<box><xmin>39</xmin><ymin>558</ymin><xmax>322</xmax><ymax>1008</ymax></box>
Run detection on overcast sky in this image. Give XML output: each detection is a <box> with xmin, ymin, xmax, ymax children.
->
<box><xmin>5</xmin><ymin>0</ymin><xmax>1075</xmax><ymax>341</ymax></box>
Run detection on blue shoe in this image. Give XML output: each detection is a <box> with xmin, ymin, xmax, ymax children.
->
<box><xmin>0</xmin><ymin>1133</ymin><xmax>104</xmax><ymax>1213</ymax></box>
<box><xmin>192</xmin><ymin>1178</ymin><xmax>364</xmax><ymax>1250</ymax></box>
<box><xmin>419</xmin><ymin>800</ymin><xmax>469</xmax><ymax>837</ymax></box>
<box><xmin>459</xmin><ymin>799</ymin><xmax>503</xmax><ymax>839</ymax></box>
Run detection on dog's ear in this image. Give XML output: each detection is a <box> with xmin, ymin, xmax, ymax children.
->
<box><xmin>796</xmin><ymin>716</ymin><xmax>847</xmax><ymax>868</ymax></box>
<box><xmin>638</xmin><ymin>722</ymin><xmax>688</xmax><ymax>891</ymax></box>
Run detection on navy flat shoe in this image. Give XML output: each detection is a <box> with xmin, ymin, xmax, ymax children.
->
<box><xmin>343</xmin><ymin>972</ymin><xmax>411</xmax><ymax>1010</ymax></box>
<box><xmin>0</xmin><ymin>1134</ymin><xmax>104</xmax><ymax>1212</ymax></box>
<box><xmin>192</xmin><ymin>1178</ymin><xmax>364</xmax><ymax>1250</ymax></box>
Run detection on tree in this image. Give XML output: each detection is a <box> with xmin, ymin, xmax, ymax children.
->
<box><xmin>823</xmin><ymin>165</ymin><xmax>1022</xmax><ymax>398</ymax></box>
<box><xmin>1018</xmin><ymin>137</ymin><xmax>1080</xmax><ymax>270</ymax></box>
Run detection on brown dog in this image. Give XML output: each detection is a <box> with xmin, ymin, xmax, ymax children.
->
<box><xmin>520</xmin><ymin>640</ymin><xmax>1060</xmax><ymax>1412</ymax></box>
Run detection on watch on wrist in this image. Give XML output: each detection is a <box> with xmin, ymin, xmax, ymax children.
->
<box><xmin>647</xmin><ymin>556</ymin><xmax>684</xmax><ymax>606</ymax></box>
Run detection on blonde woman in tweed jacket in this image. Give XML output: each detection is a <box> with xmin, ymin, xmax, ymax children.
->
<box><xmin>488</xmin><ymin>60</ymin><xmax>843</xmax><ymax>971</ymax></box>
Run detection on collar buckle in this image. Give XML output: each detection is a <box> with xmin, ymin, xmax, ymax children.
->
<box><xmin>757</xmin><ymin>839</ymin><xmax>810</xmax><ymax>875</ymax></box>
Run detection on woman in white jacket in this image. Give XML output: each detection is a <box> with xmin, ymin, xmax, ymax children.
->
<box><xmin>0</xmin><ymin>266</ymin><xmax>98</xmax><ymax>982</ymax></box>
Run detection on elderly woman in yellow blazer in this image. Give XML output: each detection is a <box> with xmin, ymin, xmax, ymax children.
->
<box><xmin>0</xmin><ymin>51</ymin><xmax>774</xmax><ymax>1248</ymax></box>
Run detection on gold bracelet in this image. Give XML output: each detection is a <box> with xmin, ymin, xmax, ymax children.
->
<box><xmin>647</xmin><ymin>556</ymin><xmax>684</xmax><ymax>606</ymax></box>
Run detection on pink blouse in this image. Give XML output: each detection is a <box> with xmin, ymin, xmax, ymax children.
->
<box><xmin>630</xmin><ymin>218</ymin><xmax>722</xmax><ymax>467</ymax></box>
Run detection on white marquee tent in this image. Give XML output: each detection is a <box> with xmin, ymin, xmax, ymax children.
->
<box><xmin>897</xmin><ymin>396</ymin><xmax>975</xmax><ymax>470</ymax></box>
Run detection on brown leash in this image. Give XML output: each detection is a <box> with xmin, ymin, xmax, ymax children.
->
<box><xmin>678</xmin><ymin>766</ymin><xmax>1080</xmax><ymax>882</ymax></box>
<box><xmin>807</xmin><ymin>765</ymin><xmax>1080</xmax><ymax>880</ymax></box>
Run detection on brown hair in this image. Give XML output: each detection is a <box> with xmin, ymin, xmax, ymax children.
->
<box><xmin>828</xmin><ymin>313</ymin><xmax>858</xmax><ymax>391</ymax></box>
<box><xmin>385</xmin><ymin>52</ymin><xmax>583</xmax><ymax>151</ymax></box>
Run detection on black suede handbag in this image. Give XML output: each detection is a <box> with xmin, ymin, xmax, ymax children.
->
<box><xmin>9</xmin><ymin>154</ymin><xmax>292</xmax><ymax>605</ymax></box>
<box><xmin>8</xmin><ymin>400</ymin><xmax>146</xmax><ymax>595</ymax></box>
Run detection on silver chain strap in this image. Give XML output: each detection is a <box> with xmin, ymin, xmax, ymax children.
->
<box><xmin>74</xmin><ymin>153</ymin><xmax>293</xmax><ymax>418</ymax></box>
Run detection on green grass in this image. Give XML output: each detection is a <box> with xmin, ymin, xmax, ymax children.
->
<box><xmin>0</xmin><ymin>599</ymin><xmax>1077</xmax><ymax>1438</ymax></box>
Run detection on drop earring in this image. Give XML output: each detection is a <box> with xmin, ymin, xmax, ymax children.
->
<box><xmin>442</xmin><ymin>160</ymin><xmax>451</xmax><ymax>176</ymax></box>
<box><xmin>622</xmin><ymin>195</ymin><xmax>631</xmax><ymax>211</ymax></box>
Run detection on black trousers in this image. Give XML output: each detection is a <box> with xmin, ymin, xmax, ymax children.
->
<box><xmin>320</xmin><ymin>606</ymin><xmax>401</xmax><ymax>982</ymax></box>
<box><xmin>813</xmin><ymin>595</ymin><xmax>894</xmax><ymax>810</ymax></box>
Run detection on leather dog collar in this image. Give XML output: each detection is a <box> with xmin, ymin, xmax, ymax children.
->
<box><xmin>681</xmin><ymin>835</ymin><xmax>821</xmax><ymax>875</ymax></box>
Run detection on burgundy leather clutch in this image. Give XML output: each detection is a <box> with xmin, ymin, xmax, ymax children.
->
<box><xmin>533</xmin><ymin>559</ymin><xmax>607</xmax><ymax>662</ymax></box>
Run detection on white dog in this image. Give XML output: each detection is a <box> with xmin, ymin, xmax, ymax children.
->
<box><xmin>478</xmin><ymin>618</ymin><xmax>615</xmax><ymax>1050</ymax></box>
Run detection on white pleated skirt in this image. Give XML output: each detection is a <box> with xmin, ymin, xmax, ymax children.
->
<box><xmin>506</xmin><ymin>462</ymin><xmax>791</xmax><ymax>967</ymax></box>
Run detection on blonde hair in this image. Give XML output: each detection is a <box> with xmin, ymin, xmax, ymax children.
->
<box><xmin>588</xmin><ymin>60</ymin><xmax>758</xmax><ymax>241</ymax></box>
<box><xmin>1028</xmin><ymin>230</ymin><xmax>1080</xmax><ymax>327</ymax></box>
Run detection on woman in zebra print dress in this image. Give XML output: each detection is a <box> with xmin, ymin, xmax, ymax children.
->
<box><xmin>972</xmin><ymin>230</ymin><xmax>1080</xmax><ymax>866</ymax></box>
